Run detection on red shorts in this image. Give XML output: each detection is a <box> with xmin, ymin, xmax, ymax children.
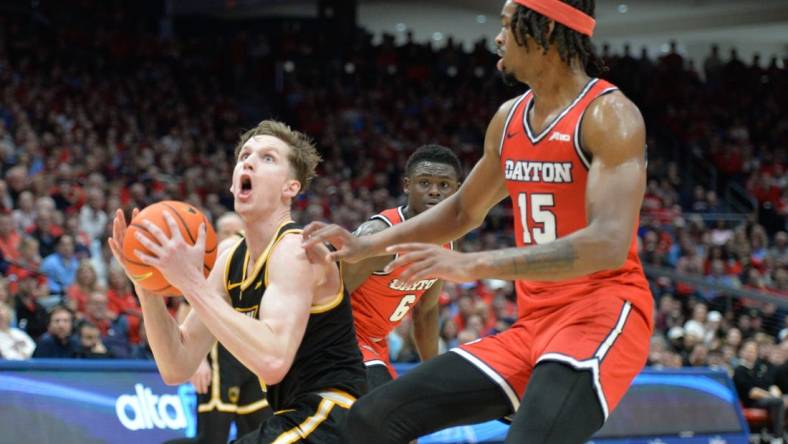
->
<box><xmin>454</xmin><ymin>293</ymin><xmax>651</xmax><ymax>420</ymax></box>
<box><xmin>357</xmin><ymin>334</ymin><xmax>397</xmax><ymax>379</ymax></box>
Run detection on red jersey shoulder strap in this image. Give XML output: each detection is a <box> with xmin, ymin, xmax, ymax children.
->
<box><xmin>370</xmin><ymin>206</ymin><xmax>405</xmax><ymax>227</ymax></box>
<box><xmin>499</xmin><ymin>92</ymin><xmax>530</xmax><ymax>155</ymax></box>
<box><xmin>572</xmin><ymin>79</ymin><xmax>620</xmax><ymax>169</ymax></box>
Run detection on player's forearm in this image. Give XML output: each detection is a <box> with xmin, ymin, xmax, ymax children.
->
<box><xmin>183</xmin><ymin>285</ymin><xmax>293</xmax><ymax>384</ymax></box>
<box><xmin>366</xmin><ymin>194</ymin><xmax>475</xmax><ymax>256</ymax></box>
<box><xmin>412</xmin><ymin>307</ymin><xmax>440</xmax><ymax>361</ymax></box>
<box><xmin>472</xmin><ymin>227</ymin><xmax>627</xmax><ymax>281</ymax></box>
<box><xmin>138</xmin><ymin>293</ymin><xmax>201</xmax><ymax>383</ymax></box>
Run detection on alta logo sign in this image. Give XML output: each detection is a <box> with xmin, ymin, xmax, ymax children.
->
<box><xmin>115</xmin><ymin>384</ymin><xmax>187</xmax><ymax>431</ymax></box>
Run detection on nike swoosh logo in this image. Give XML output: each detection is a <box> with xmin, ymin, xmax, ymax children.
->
<box><xmin>131</xmin><ymin>272</ymin><xmax>153</xmax><ymax>281</ymax></box>
<box><xmin>506</xmin><ymin>131</ymin><xmax>520</xmax><ymax>139</ymax></box>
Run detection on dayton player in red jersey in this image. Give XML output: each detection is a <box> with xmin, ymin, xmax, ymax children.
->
<box><xmin>344</xmin><ymin>145</ymin><xmax>462</xmax><ymax>389</ymax></box>
<box><xmin>304</xmin><ymin>1</ymin><xmax>652</xmax><ymax>442</ymax></box>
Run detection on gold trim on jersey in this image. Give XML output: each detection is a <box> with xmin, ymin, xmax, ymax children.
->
<box><xmin>241</xmin><ymin>221</ymin><xmax>295</xmax><ymax>291</ymax></box>
<box><xmin>225</xmin><ymin>220</ymin><xmax>294</xmax><ymax>291</ymax></box>
<box><xmin>197</xmin><ymin>343</ymin><xmax>270</xmax><ymax>414</ymax></box>
<box><xmin>224</xmin><ymin>238</ymin><xmax>245</xmax><ymax>291</ymax></box>
<box><xmin>309</xmin><ymin>260</ymin><xmax>344</xmax><ymax>314</ymax></box>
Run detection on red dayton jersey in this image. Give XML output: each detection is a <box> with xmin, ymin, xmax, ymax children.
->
<box><xmin>499</xmin><ymin>78</ymin><xmax>652</xmax><ymax>320</ymax></box>
<box><xmin>351</xmin><ymin>206</ymin><xmax>454</xmax><ymax>341</ymax></box>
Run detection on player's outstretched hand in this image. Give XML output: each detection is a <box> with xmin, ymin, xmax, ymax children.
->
<box><xmin>108</xmin><ymin>208</ymin><xmax>157</xmax><ymax>298</ymax></box>
<box><xmin>302</xmin><ymin>221</ymin><xmax>371</xmax><ymax>264</ymax></box>
<box><xmin>386</xmin><ymin>243</ymin><xmax>479</xmax><ymax>284</ymax></box>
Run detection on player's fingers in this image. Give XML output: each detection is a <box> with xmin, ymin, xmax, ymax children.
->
<box><xmin>402</xmin><ymin>258</ymin><xmax>439</xmax><ymax>284</ymax></box>
<box><xmin>134</xmin><ymin>249</ymin><xmax>160</xmax><ymax>266</ymax></box>
<box><xmin>306</xmin><ymin>242</ymin><xmax>332</xmax><ymax>264</ymax></box>
<box><xmin>302</xmin><ymin>221</ymin><xmax>327</xmax><ymax>240</ymax></box>
<box><xmin>131</xmin><ymin>208</ymin><xmax>140</xmax><ymax>219</ymax></box>
<box><xmin>134</xmin><ymin>231</ymin><xmax>163</xmax><ymax>256</ymax></box>
<box><xmin>112</xmin><ymin>209</ymin><xmax>126</xmax><ymax>243</ymax></box>
<box><xmin>384</xmin><ymin>250</ymin><xmax>427</xmax><ymax>274</ymax></box>
<box><xmin>404</xmin><ymin>263</ymin><xmax>437</xmax><ymax>284</ymax></box>
<box><xmin>162</xmin><ymin>211</ymin><xmax>184</xmax><ymax>242</ymax></box>
<box><xmin>326</xmin><ymin>242</ymin><xmax>359</xmax><ymax>262</ymax></box>
<box><xmin>194</xmin><ymin>223</ymin><xmax>206</xmax><ymax>249</ymax></box>
<box><xmin>304</xmin><ymin>225</ymin><xmax>347</xmax><ymax>249</ymax></box>
<box><xmin>141</xmin><ymin>219</ymin><xmax>170</xmax><ymax>245</ymax></box>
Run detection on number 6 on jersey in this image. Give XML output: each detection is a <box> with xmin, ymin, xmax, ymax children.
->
<box><xmin>389</xmin><ymin>294</ymin><xmax>417</xmax><ymax>322</ymax></box>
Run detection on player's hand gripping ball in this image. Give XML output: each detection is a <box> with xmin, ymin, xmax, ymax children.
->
<box><xmin>121</xmin><ymin>201</ymin><xmax>217</xmax><ymax>296</ymax></box>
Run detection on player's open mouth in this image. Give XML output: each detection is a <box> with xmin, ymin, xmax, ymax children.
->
<box><xmin>239</xmin><ymin>174</ymin><xmax>253</xmax><ymax>199</ymax></box>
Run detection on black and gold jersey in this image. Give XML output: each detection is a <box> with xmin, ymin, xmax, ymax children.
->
<box><xmin>223</xmin><ymin>220</ymin><xmax>366</xmax><ymax>411</ymax></box>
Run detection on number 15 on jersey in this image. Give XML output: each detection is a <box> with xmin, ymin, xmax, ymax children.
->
<box><xmin>518</xmin><ymin>192</ymin><xmax>557</xmax><ymax>244</ymax></box>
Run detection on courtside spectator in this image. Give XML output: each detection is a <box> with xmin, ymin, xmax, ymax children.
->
<box><xmin>32</xmin><ymin>306</ymin><xmax>79</xmax><ymax>358</ymax></box>
<box><xmin>0</xmin><ymin>302</ymin><xmax>35</xmax><ymax>359</ymax></box>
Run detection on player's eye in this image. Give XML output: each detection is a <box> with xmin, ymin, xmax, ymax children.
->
<box><xmin>263</xmin><ymin>154</ymin><xmax>274</xmax><ymax>162</ymax></box>
<box><xmin>240</xmin><ymin>152</ymin><xmax>249</xmax><ymax>161</ymax></box>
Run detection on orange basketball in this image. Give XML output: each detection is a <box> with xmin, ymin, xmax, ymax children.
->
<box><xmin>122</xmin><ymin>201</ymin><xmax>217</xmax><ymax>296</ymax></box>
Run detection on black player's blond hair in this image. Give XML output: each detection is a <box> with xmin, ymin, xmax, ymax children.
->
<box><xmin>511</xmin><ymin>0</ymin><xmax>604</xmax><ymax>74</ymax></box>
<box><xmin>234</xmin><ymin>120</ymin><xmax>322</xmax><ymax>193</ymax></box>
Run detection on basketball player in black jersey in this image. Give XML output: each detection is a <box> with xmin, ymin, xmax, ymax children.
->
<box><xmin>108</xmin><ymin>120</ymin><xmax>366</xmax><ymax>443</ymax></box>
<box><xmin>175</xmin><ymin>212</ymin><xmax>271</xmax><ymax>444</ymax></box>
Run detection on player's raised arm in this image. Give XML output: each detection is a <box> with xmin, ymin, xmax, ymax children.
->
<box><xmin>108</xmin><ymin>209</ymin><xmax>215</xmax><ymax>384</ymax></box>
<box><xmin>471</xmin><ymin>92</ymin><xmax>647</xmax><ymax>281</ymax></box>
<box><xmin>303</xmin><ymin>99</ymin><xmax>515</xmax><ymax>263</ymax></box>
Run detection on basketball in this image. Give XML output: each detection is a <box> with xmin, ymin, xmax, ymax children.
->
<box><xmin>121</xmin><ymin>201</ymin><xmax>218</xmax><ymax>296</ymax></box>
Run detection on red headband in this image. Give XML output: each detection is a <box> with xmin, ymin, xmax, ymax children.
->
<box><xmin>514</xmin><ymin>0</ymin><xmax>596</xmax><ymax>37</ymax></box>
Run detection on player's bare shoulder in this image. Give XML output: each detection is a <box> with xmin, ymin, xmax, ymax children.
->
<box><xmin>274</xmin><ymin>232</ymin><xmax>339</xmax><ymax>289</ymax></box>
<box><xmin>354</xmin><ymin>219</ymin><xmax>389</xmax><ymax>237</ymax></box>
<box><xmin>485</xmin><ymin>96</ymin><xmax>522</xmax><ymax>154</ymax></box>
<box><xmin>581</xmin><ymin>90</ymin><xmax>646</xmax><ymax>161</ymax></box>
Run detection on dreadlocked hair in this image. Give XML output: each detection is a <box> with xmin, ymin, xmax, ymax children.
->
<box><xmin>511</xmin><ymin>0</ymin><xmax>606</xmax><ymax>75</ymax></box>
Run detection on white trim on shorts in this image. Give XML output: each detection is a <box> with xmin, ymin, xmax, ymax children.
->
<box><xmin>451</xmin><ymin>348</ymin><xmax>521</xmax><ymax>412</ymax></box>
<box><xmin>364</xmin><ymin>360</ymin><xmax>388</xmax><ymax>368</ymax></box>
<box><xmin>536</xmin><ymin>300</ymin><xmax>633</xmax><ymax>421</ymax></box>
